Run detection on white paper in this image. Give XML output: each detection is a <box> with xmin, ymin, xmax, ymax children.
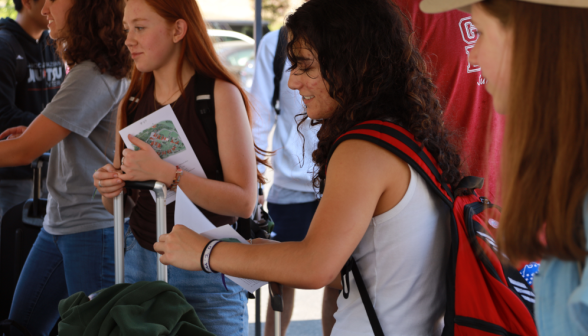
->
<box><xmin>174</xmin><ymin>187</ymin><xmax>267</xmax><ymax>293</ymax></box>
<box><xmin>174</xmin><ymin>187</ymin><xmax>215</xmax><ymax>233</ymax></box>
<box><xmin>119</xmin><ymin>105</ymin><xmax>206</xmax><ymax>204</ymax></box>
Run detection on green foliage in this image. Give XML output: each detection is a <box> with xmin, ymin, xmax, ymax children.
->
<box><xmin>0</xmin><ymin>0</ymin><xmax>18</xmax><ymax>19</ymax></box>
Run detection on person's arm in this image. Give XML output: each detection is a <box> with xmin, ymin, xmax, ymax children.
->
<box><xmin>154</xmin><ymin>139</ymin><xmax>411</xmax><ymax>289</ymax></box>
<box><xmin>0</xmin><ymin>115</ymin><xmax>71</xmax><ymax>167</ymax></box>
<box><xmin>95</xmin><ymin>102</ymin><xmax>125</xmax><ymax>215</ymax></box>
<box><xmin>119</xmin><ymin>80</ymin><xmax>258</xmax><ymax>218</ymax></box>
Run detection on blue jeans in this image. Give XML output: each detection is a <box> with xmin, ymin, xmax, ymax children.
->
<box><xmin>124</xmin><ymin>226</ymin><xmax>249</xmax><ymax>336</ymax></box>
<box><xmin>8</xmin><ymin>227</ymin><xmax>115</xmax><ymax>336</ymax></box>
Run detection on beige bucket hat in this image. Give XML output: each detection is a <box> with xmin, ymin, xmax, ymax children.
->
<box><xmin>420</xmin><ymin>0</ymin><xmax>588</xmax><ymax>13</ymax></box>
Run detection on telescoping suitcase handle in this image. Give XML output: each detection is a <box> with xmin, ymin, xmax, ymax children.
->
<box><xmin>113</xmin><ymin>180</ymin><xmax>168</xmax><ymax>284</ymax></box>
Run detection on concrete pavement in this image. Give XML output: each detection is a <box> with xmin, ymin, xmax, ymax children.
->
<box><xmin>247</xmin><ymin>285</ymin><xmax>325</xmax><ymax>336</ymax></box>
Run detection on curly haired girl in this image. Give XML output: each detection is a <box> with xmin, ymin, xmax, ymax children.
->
<box><xmin>0</xmin><ymin>0</ymin><xmax>131</xmax><ymax>333</ymax></box>
<box><xmin>154</xmin><ymin>0</ymin><xmax>463</xmax><ymax>334</ymax></box>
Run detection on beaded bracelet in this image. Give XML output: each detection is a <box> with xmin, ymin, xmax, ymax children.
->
<box><xmin>169</xmin><ymin>166</ymin><xmax>183</xmax><ymax>192</ymax></box>
<box><xmin>201</xmin><ymin>239</ymin><xmax>221</xmax><ymax>273</ymax></box>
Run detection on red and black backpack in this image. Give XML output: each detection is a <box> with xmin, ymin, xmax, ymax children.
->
<box><xmin>328</xmin><ymin>120</ymin><xmax>538</xmax><ymax>336</ymax></box>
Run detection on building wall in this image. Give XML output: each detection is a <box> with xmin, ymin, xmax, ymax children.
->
<box><xmin>197</xmin><ymin>0</ymin><xmax>305</xmax><ymax>27</ymax></box>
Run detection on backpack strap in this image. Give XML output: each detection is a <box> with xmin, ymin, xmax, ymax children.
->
<box><xmin>193</xmin><ymin>72</ymin><xmax>224</xmax><ymax>181</ymax></box>
<box><xmin>341</xmin><ymin>258</ymin><xmax>385</xmax><ymax>336</ymax></box>
<box><xmin>330</xmin><ymin>120</ymin><xmax>456</xmax><ymax>336</ymax></box>
<box><xmin>328</xmin><ymin>120</ymin><xmax>454</xmax><ymax>206</ymax></box>
<box><xmin>271</xmin><ymin>27</ymin><xmax>288</xmax><ymax>115</ymax></box>
<box><xmin>0</xmin><ymin>30</ymin><xmax>28</xmax><ymax>87</ymax></box>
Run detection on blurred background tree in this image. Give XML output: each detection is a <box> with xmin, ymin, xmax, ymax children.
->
<box><xmin>0</xmin><ymin>0</ymin><xmax>17</xmax><ymax>19</ymax></box>
<box><xmin>252</xmin><ymin>0</ymin><xmax>289</xmax><ymax>30</ymax></box>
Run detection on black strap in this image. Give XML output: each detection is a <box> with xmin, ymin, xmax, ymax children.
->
<box><xmin>0</xmin><ymin>30</ymin><xmax>28</xmax><ymax>86</ymax></box>
<box><xmin>271</xmin><ymin>27</ymin><xmax>288</xmax><ymax>115</ymax></box>
<box><xmin>341</xmin><ymin>257</ymin><xmax>385</xmax><ymax>336</ymax></box>
<box><xmin>193</xmin><ymin>72</ymin><xmax>223</xmax><ymax>181</ymax></box>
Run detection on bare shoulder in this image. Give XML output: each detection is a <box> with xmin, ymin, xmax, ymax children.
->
<box><xmin>213</xmin><ymin>79</ymin><xmax>246</xmax><ymax>116</ymax></box>
<box><xmin>327</xmin><ymin>139</ymin><xmax>410</xmax><ymax>214</ymax></box>
<box><xmin>214</xmin><ymin>79</ymin><xmax>242</xmax><ymax>100</ymax></box>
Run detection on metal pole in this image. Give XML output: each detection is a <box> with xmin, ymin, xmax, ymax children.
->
<box><xmin>153</xmin><ymin>182</ymin><xmax>168</xmax><ymax>283</ymax></box>
<box><xmin>114</xmin><ymin>192</ymin><xmax>125</xmax><ymax>284</ymax></box>
<box><xmin>255</xmin><ymin>288</ymin><xmax>261</xmax><ymax>336</ymax></box>
<box><xmin>274</xmin><ymin>311</ymin><xmax>281</xmax><ymax>336</ymax></box>
<box><xmin>254</xmin><ymin>0</ymin><xmax>263</xmax><ymax>52</ymax></box>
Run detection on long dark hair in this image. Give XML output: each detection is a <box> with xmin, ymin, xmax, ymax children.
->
<box><xmin>54</xmin><ymin>0</ymin><xmax>131</xmax><ymax>79</ymax></box>
<box><xmin>285</xmin><ymin>0</ymin><xmax>462</xmax><ymax>190</ymax></box>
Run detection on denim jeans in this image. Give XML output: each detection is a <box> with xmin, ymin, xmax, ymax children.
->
<box><xmin>124</xmin><ymin>226</ymin><xmax>249</xmax><ymax>336</ymax></box>
<box><xmin>8</xmin><ymin>227</ymin><xmax>115</xmax><ymax>336</ymax></box>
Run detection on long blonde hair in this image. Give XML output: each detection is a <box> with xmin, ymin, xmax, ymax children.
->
<box><xmin>484</xmin><ymin>0</ymin><xmax>588</xmax><ymax>262</ymax></box>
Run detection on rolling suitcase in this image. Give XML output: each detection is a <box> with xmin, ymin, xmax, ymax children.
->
<box><xmin>113</xmin><ymin>181</ymin><xmax>283</xmax><ymax>336</ymax></box>
<box><xmin>0</xmin><ymin>153</ymin><xmax>49</xmax><ymax>320</ymax></box>
<box><xmin>0</xmin><ymin>153</ymin><xmax>59</xmax><ymax>336</ymax></box>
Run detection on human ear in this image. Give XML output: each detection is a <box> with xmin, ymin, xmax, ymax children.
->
<box><xmin>21</xmin><ymin>0</ymin><xmax>33</xmax><ymax>11</ymax></box>
<box><xmin>172</xmin><ymin>19</ymin><xmax>188</xmax><ymax>44</ymax></box>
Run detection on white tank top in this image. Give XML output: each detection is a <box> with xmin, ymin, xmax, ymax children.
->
<box><xmin>332</xmin><ymin>165</ymin><xmax>450</xmax><ymax>336</ymax></box>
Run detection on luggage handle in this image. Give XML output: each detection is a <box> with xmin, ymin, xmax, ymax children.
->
<box><xmin>124</xmin><ymin>180</ymin><xmax>158</xmax><ymax>190</ymax></box>
<box><xmin>30</xmin><ymin>152</ymin><xmax>50</xmax><ymax>216</ymax></box>
<box><xmin>269</xmin><ymin>282</ymin><xmax>284</xmax><ymax>336</ymax></box>
<box><xmin>113</xmin><ymin>181</ymin><xmax>167</xmax><ymax>284</ymax></box>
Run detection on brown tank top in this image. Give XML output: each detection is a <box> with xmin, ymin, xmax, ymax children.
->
<box><xmin>128</xmin><ymin>74</ymin><xmax>237</xmax><ymax>252</ymax></box>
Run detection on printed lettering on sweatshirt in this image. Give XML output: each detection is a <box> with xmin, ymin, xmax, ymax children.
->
<box><xmin>27</xmin><ymin>61</ymin><xmax>64</xmax><ymax>88</ymax></box>
<box><xmin>459</xmin><ymin>17</ymin><xmax>482</xmax><ymax>74</ymax></box>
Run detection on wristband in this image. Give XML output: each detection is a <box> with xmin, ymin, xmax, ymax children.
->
<box><xmin>201</xmin><ymin>239</ymin><xmax>221</xmax><ymax>273</ymax></box>
<box><xmin>169</xmin><ymin>166</ymin><xmax>183</xmax><ymax>192</ymax></box>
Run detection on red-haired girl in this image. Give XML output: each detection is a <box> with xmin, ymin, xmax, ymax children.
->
<box><xmin>93</xmin><ymin>0</ymin><xmax>264</xmax><ymax>334</ymax></box>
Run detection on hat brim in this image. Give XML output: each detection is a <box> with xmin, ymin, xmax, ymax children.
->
<box><xmin>419</xmin><ymin>0</ymin><xmax>481</xmax><ymax>13</ymax></box>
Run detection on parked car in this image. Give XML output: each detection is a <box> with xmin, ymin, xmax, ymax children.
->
<box><xmin>212</xmin><ymin>40</ymin><xmax>254</xmax><ymax>91</ymax></box>
<box><xmin>206</xmin><ymin>29</ymin><xmax>254</xmax><ymax>90</ymax></box>
<box><xmin>207</xmin><ymin>29</ymin><xmax>254</xmax><ymax>44</ymax></box>
<box><xmin>207</xmin><ymin>20</ymin><xmax>270</xmax><ymax>40</ymax></box>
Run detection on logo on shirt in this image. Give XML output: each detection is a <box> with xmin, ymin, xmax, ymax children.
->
<box><xmin>27</xmin><ymin>62</ymin><xmax>63</xmax><ymax>85</ymax></box>
<box><xmin>459</xmin><ymin>17</ymin><xmax>481</xmax><ymax>74</ymax></box>
<box><xmin>16</xmin><ymin>55</ymin><xmax>24</xmax><ymax>60</ymax></box>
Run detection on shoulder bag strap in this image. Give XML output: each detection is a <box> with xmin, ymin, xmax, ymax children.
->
<box><xmin>0</xmin><ymin>30</ymin><xmax>28</xmax><ymax>86</ymax></box>
<box><xmin>193</xmin><ymin>72</ymin><xmax>223</xmax><ymax>180</ymax></box>
<box><xmin>271</xmin><ymin>26</ymin><xmax>288</xmax><ymax>115</ymax></box>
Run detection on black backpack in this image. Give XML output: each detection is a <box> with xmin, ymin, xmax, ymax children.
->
<box><xmin>191</xmin><ymin>72</ymin><xmax>274</xmax><ymax>241</ymax></box>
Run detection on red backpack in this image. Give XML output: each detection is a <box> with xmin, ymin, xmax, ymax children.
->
<box><xmin>330</xmin><ymin>120</ymin><xmax>538</xmax><ymax>336</ymax></box>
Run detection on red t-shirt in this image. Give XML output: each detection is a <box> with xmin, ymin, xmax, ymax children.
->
<box><xmin>396</xmin><ymin>0</ymin><xmax>504</xmax><ymax>201</ymax></box>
